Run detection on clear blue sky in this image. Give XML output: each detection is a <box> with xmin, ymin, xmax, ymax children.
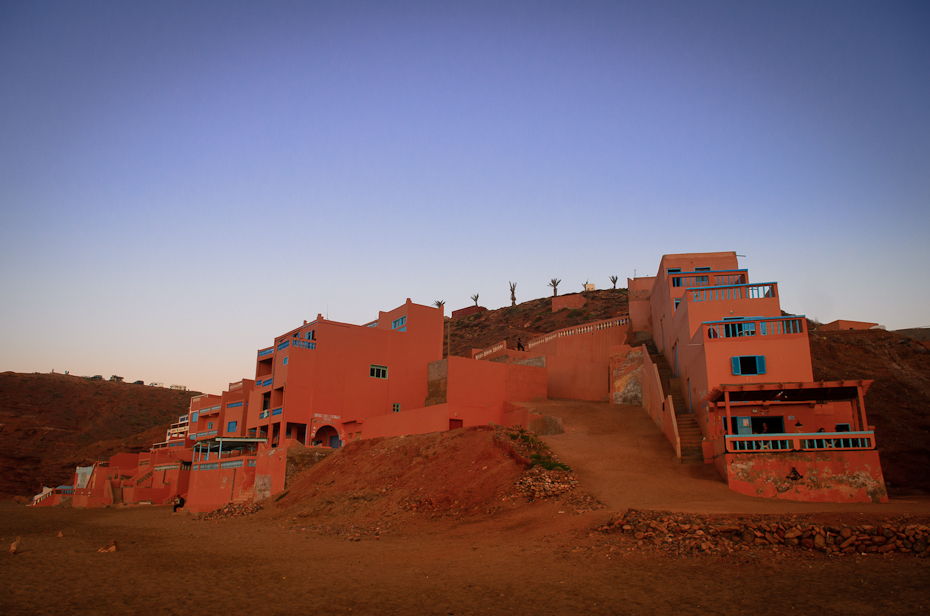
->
<box><xmin>2</xmin><ymin>1</ymin><xmax>928</xmax><ymax>394</ymax></box>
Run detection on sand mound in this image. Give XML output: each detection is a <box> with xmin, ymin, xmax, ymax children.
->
<box><xmin>275</xmin><ymin>426</ymin><xmax>530</xmax><ymax>523</ymax></box>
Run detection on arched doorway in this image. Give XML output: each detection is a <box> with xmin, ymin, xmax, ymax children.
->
<box><xmin>311</xmin><ymin>425</ymin><xmax>342</xmax><ymax>449</ymax></box>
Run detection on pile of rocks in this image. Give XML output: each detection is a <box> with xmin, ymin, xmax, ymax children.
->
<box><xmin>199</xmin><ymin>502</ymin><xmax>263</xmax><ymax>521</ymax></box>
<box><xmin>515</xmin><ymin>466</ymin><xmax>578</xmax><ymax>500</ymax></box>
<box><xmin>597</xmin><ymin>509</ymin><xmax>930</xmax><ymax>558</ymax></box>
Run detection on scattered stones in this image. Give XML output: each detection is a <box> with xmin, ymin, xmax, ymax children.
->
<box><xmin>595</xmin><ymin>510</ymin><xmax>930</xmax><ymax>559</ymax></box>
<box><xmin>10</xmin><ymin>537</ymin><xmax>20</xmax><ymax>555</ymax></box>
<box><xmin>97</xmin><ymin>540</ymin><xmax>118</xmax><ymax>553</ymax></box>
<box><xmin>199</xmin><ymin>503</ymin><xmax>263</xmax><ymax>521</ymax></box>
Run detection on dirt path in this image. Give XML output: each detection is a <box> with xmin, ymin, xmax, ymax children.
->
<box><xmin>526</xmin><ymin>400</ymin><xmax>930</xmax><ymax>515</ymax></box>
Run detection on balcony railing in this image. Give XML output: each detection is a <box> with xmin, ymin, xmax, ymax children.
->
<box><xmin>725</xmin><ymin>431</ymin><xmax>875</xmax><ymax>453</ymax></box>
<box><xmin>689</xmin><ymin>283</ymin><xmax>777</xmax><ymax>303</ymax></box>
<box><xmin>670</xmin><ymin>270</ymin><xmax>748</xmax><ymax>289</ymax></box>
<box><xmin>705</xmin><ymin>316</ymin><xmax>805</xmax><ymax>340</ymax></box>
<box><xmin>258</xmin><ymin>347</ymin><xmax>274</xmax><ymax>358</ymax></box>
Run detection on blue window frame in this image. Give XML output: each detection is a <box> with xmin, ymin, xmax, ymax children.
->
<box><xmin>283</xmin><ymin>356</ymin><xmax>288</xmax><ymax>366</ymax></box>
<box><xmin>392</xmin><ymin>316</ymin><xmax>407</xmax><ymax>330</ymax></box>
<box><xmin>227</xmin><ymin>401</ymin><xmax>242</xmax><ymax>409</ymax></box>
<box><xmin>208</xmin><ymin>421</ymin><xmax>214</xmax><ymax>430</ymax></box>
<box><xmin>674</xmin><ymin>298</ymin><xmax>681</xmax><ymax>310</ymax></box>
<box><xmin>227</xmin><ymin>421</ymin><xmax>237</xmax><ymax>433</ymax></box>
<box><xmin>731</xmin><ymin>355</ymin><xmax>766</xmax><ymax>375</ymax></box>
<box><xmin>191</xmin><ymin>411</ymin><xmax>199</xmax><ymax>422</ymax></box>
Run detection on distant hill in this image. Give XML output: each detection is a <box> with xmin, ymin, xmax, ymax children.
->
<box><xmin>0</xmin><ymin>372</ymin><xmax>199</xmax><ymax>498</ymax></box>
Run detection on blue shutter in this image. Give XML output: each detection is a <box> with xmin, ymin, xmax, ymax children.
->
<box><xmin>756</xmin><ymin>356</ymin><xmax>766</xmax><ymax>374</ymax></box>
<box><xmin>731</xmin><ymin>357</ymin><xmax>741</xmax><ymax>375</ymax></box>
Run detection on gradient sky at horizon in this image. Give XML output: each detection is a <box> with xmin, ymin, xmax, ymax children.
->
<box><xmin>2</xmin><ymin>1</ymin><xmax>928</xmax><ymax>395</ymax></box>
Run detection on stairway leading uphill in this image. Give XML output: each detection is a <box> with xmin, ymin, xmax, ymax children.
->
<box><xmin>640</xmin><ymin>338</ymin><xmax>705</xmax><ymax>464</ymax></box>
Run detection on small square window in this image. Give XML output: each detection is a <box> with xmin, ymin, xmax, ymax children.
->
<box><xmin>283</xmin><ymin>356</ymin><xmax>288</xmax><ymax>366</ymax></box>
<box><xmin>731</xmin><ymin>355</ymin><xmax>766</xmax><ymax>375</ymax></box>
<box><xmin>208</xmin><ymin>421</ymin><xmax>214</xmax><ymax>430</ymax></box>
<box><xmin>393</xmin><ymin>403</ymin><xmax>400</xmax><ymax>413</ymax></box>
<box><xmin>370</xmin><ymin>364</ymin><xmax>388</xmax><ymax>379</ymax></box>
<box><xmin>227</xmin><ymin>421</ymin><xmax>237</xmax><ymax>433</ymax></box>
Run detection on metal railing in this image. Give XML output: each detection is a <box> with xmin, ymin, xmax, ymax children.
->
<box><xmin>705</xmin><ymin>316</ymin><xmax>805</xmax><ymax>340</ymax></box>
<box><xmin>725</xmin><ymin>431</ymin><xmax>875</xmax><ymax>453</ymax></box>
<box><xmin>690</xmin><ymin>283</ymin><xmax>777</xmax><ymax>303</ymax></box>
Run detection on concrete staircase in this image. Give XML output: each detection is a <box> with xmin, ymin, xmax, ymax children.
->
<box><xmin>641</xmin><ymin>339</ymin><xmax>705</xmax><ymax>464</ymax></box>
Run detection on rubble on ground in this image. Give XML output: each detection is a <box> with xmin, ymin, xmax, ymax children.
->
<box><xmin>593</xmin><ymin>509</ymin><xmax>930</xmax><ymax>558</ymax></box>
<box><xmin>199</xmin><ymin>503</ymin><xmax>263</xmax><ymax>521</ymax></box>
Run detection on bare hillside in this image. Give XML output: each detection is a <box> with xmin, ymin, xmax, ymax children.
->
<box><xmin>0</xmin><ymin>372</ymin><xmax>199</xmax><ymax>498</ymax></box>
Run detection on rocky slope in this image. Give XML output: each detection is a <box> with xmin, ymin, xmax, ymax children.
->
<box><xmin>0</xmin><ymin>372</ymin><xmax>199</xmax><ymax>498</ymax></box>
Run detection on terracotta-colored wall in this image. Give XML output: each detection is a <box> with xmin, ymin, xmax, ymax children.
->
<box><xmin>723</xmin><ymin>449</ymin><xmax>888</xmax><ymax>503</ymax></box>
<box><xmin>451</xmin><ymin>305</ymin><xmax>487</xmax><ymax>319</ymax></box>
<box><xmin>641</xmin><ymin>351</ymin><xmax>680</xmax><ymax>456</ymax></box>
<box><xmin>628</xmin><ymin>276</ymin><xmax>655</xmax><ymax>335</ymax></box>
<box><xmin>546</xmin><ymin>355</ymin><xmax>606</xmax><ymax>401</ymax></box>
<box><xmin>821</xmin><ymin>320</ymin><xmax>878</xmax><ymax>331</ymax></box>
<box><xmin>186</xmin><ymin>463</ymin><xmax>257</xmax><ymax>513</ymax></box>
<box><xmin>552</xmin><ymin>294</ymin><xmax>586</xmax><ymax>312</ymax></box>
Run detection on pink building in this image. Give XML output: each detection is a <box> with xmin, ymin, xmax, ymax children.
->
<box><xmin>630</xmin><ymin>252</ymin><xmax>887</xmax><ymax>503</ymax></box>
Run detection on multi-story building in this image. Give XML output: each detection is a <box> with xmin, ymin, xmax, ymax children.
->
<box><xmin>630</xmin><ymin>252</ymin><xmax>887</xmax><ymax>502</ymax></box>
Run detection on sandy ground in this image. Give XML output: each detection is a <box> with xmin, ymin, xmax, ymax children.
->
<box><xmin>3</xmin><ymin>402</ymin><xmax>930</xmax><ymax>615</ymax></box>
<box><xmin>2</xmin><ymin>502</ymin><xmax>929</xmax><ymax>616</ymax></box>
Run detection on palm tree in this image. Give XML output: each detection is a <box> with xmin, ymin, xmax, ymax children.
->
<box><xmin>434</xmin><ymin>300</ymin><xmax>445</xmax><ymax>309</ymax></box>
<box><xmin>509</xmin><ymin>282</ymin><xmax>517</xmax><ymax>307</ymax></box>
<box><xmin>548</xmin><ymin>278</ymin><xmax>561</xmax><ymax>297</ymax></box>
<box><xmin>471</xmin><ymin>293</ymin><xmax>479</xmax><ymax>306</ymax></box>
<box><xmin>610</xmin><ymin>275</ymin><xmax>618</xmax><ymax>289</ymax></box>
<box><xmin>582</xmin><ymin>280</ymin><xmax>590</xmax><ymax>291</ymax></box>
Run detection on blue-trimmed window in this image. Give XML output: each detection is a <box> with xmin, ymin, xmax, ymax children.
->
<box><xmin>227</xmin><ymin>421</ymin><xmax>237</xmax><ymax>432</ymax></box>
<box><xmin>227</xmin><ymin>401</ymin><xmax>243</xmax><ymax>409</ymax></box>
<box><xmin>262</xmin><ymin>378</ymin><xmax>273</xmax><ymax>387</ymax></box>
<box><xmin>277</xmin><ymin>340</ymin><xmax>290</xmax><ymax>351</ymax></box>
<box><xmin>731</xmin><ymin>355</ymin><xmax>766</xmax><ymax>375</ymax></box>
<box><xmin>392</xmin><ymin>316</ymin><xmax>407</xmax><ymax>330</ymax></box>
<box><xmin>695</xmin><ymin>267</ymin><xmax>711</xmax><ymax>271</ymax></box>
<box><xmin>674</xmin><ymin>298</ymin><xmax>680</xmax><ymax>311</ymax></box>
<box><xmin>271</xmin><ymin>408</ymin><xmax>282</xmax><ymax>416</ymax></box>
<box><xmin>283</xmin><ymin>356</ymin><xmax>288</xmax><ymax>366</ymax></box>
<box><xmin>370</xmin><ymin>364</ymin><xmax>388</xmax><ymax>379</ymax></box>
<box><xmin>208</xmin><ymin>421</ymin><xmax>214</xmax><ymax>430</ymax></box>
<box><xmin>191</xmin><ymin>411</ymin><xmax>199</xmax><ymax>422</ymax></box>
<box><xmin>307</xmin><ymin>330</ymin><xmax>315</xmax><ymax>340</ymax></box>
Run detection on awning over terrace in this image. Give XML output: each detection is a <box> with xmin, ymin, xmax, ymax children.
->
<box><xmin>705</xmin><ymin>380</ymin><xmax>873</xmax><ymax>404</ymax></box>
<box><xmin>192</xmin><ymin>437</ymin><xmax>267</xmax><ymax>463</ymax></box>
<box><xmin>705</xmin><ymin>380</ymin><xmax>874</xmax><ymax>436</ymax></box>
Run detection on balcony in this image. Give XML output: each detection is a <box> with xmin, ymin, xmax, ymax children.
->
<box><xmin>258</xmin><ymin>347</ymin><xmax>274</xmax><ymax>358</ymax></box>
<box><xmin>689</xmin><ymin>282</ymin><xmax>777</xmax><ymax>303</ymax></box>
<box><xmin>670</xmin><ymin>269</ymin><xmax>748</xmax><ymax>289</ymax></box>
<box><xmin>704</xmin><ymin>316</ymin><xmax>805</xmax><ymax>340</ymax></box>
<box><xmin>725</xmin><ymin>431</ymin><xmax>875</xmax><ymax>453</ymax></box>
